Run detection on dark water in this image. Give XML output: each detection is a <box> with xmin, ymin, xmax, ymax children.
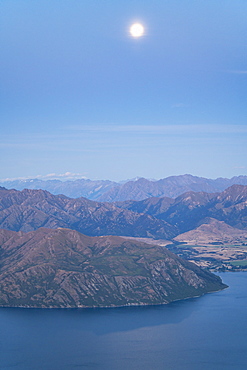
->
<box><xmin>0</xmin><ymin>272</ymin><xmax>247</xmax><ymax>370</ymax></box>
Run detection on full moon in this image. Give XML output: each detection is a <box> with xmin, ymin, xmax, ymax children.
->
<box><xmin>130</xmin><ymin>23</ymin><xmax>144</xmax><ymax>38</ymax></box>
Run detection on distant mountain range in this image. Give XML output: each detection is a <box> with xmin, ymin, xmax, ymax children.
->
<box><xmin>0</xmin><ymin>178</ymin><xmax>117</xmax><ymax>200</ymax></box>
<box><xmin>99</xmin><ymin>175</ymin><xmax>247</xmax><ymax>202</ymax></box>
<box><xmin>1</xmin><ymin>174</ymin><xmax>247</xmax><ymax>201</ymax></box>
<box><xmin>0</xmin><ymin>228</ymin><xmax>227</xmax><ymax>308</ymax></box>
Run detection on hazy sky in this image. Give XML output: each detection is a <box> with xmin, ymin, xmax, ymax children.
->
<box><xmin>1</xmin><ymin>0</ymin><xmax>247</xmax><ymax>181</ymax></box>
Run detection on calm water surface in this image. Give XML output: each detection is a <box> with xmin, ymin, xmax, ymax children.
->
<box><xmin>0</xmin><ymin>272</ymin><xmax>246</xmax><ymax>370</ymax></box>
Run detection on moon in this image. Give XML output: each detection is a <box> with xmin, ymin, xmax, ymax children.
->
<box><xmin>130</xmin><ymin>23</ymin><xmax>145</xmax><ymax>38</ymax></box>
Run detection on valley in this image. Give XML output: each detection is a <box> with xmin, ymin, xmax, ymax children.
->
<box><xmin>125</xmin><ymin>238</ymin><xmax>247</xmax><ymax>272</ymax></box>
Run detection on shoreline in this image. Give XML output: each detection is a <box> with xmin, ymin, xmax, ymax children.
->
<box><xmin>0</xmin><ymin>285</ymin><xmax>228</xmax><ymax>310</ymax></box>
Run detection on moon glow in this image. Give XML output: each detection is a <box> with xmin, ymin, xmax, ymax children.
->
<box><xmin>130</xmin><ymin>23</ymin><xmax>144</xmax><ymax>38</ymax></box>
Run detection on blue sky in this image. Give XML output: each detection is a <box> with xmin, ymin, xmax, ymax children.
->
<box><xmin>1</xmin><ymin>0</ymin><xmax>247</xmax><ymax>181</ymax></box>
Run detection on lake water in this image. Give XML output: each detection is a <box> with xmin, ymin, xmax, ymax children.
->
<box><xmin>0</xmin><ymin>272</ymin><xmax>247</xmax><ymax>370</ymax></box>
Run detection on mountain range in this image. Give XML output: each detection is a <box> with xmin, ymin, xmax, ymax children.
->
<box><xmin>0</xmin><ymin>228</ymin><xmax>227</xmax><ymax>308</ymax></box>
<box><xmin>0</xmin><ymin>187</ymin><xmax>177</xmax><ymax>239</ymax></box>
<box><xmin>2</xmin><ymin>174</ymin><xmax>247</xmax><ymax>201</ymax></box>
<box><xmin>0</xmin><ymin>184</ymin><xmax>247</xmax><ymax>241</ymax></box>
<box><xmin>116</xmin><ymin>184</ymin><xmax>247</xmax><ymax>233</ymax></box>
<box><xmin>1</xmin><ymin>183</ymin><xmax>246</xmax><ymax>308</ymax></box>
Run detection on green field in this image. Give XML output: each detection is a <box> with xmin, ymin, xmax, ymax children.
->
<box><xmin>229</xmin><ymin>260</ymin><xmax>247</xmax><ymax>267</ymax></box>
<box><xmin>177</xmin><ymin>243</ymin><xmax>247</xmax><ymax>249</ymax></box>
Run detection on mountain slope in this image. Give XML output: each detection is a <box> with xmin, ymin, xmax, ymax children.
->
<box><xmin>174</xmin><ymin>217</ymin><xmax>247</xmax><ymax>245</ymax></box>
<box><xmin>114</xmin><ymin>196</ymin><xmax>174</xmax><ymax>217</ymax></box>
<box><xmin>165</xmin><ymin>185</ymin><xmax>247</xmax><ymax>232</ymax></box>
<box><xmin>0</xmin><ymin>187</ymin><xmax>177</xmax><ymax>239</ymax></box>
<box><xmin>1</xmin><ymin>185</ymin><xmax>246</xmax><ymax>241</ymax></box>
<box><xmin>0</xmin><ymin>228</ymin><xmax>227</xmax><ymax>308</ymax></box>
<box><xmin>116</xmin><ymin>185</ymin><xmax>247</xmax><ymax>233</ymax></box>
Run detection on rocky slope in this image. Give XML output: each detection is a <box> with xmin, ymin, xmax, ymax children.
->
<box><xmin>0</xmin><ymin>187</ymin><xmax>177</xmax><ymax>239</ymax></box>
<box><xmin>114</xmin><ymin>196</ymin><xmax>174</xmax><ymax>218</ymax></box>
<box><xmin>0</xmin><ymin>228</ymin><xmax>227</xmax><ymax>308</ymax></box>
<box><xmin>116</xmin><ymin>185</ymin><xmax>247</xmax><ymax>233</ymax></box>
<box><xmin>1</xmin><ymin>185</ymin><xmax>247</xmax><ymax>240</ymax></box>
<box><xmin>174</xmin><ymin>217</ymin><xmax>247</xmax><ymax>245</ymax></box>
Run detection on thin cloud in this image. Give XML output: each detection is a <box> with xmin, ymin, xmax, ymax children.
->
<box><xmin>41</xmin><ymin>172</ymin><xmax>87</xmax><ymax>180</ymax></box>
<box><xmin>227</xmin><ymin>70</ymin><xmax>247</xmax><ymax>74</ymax></box>
<box><xmin>171</xmin><ymin>103</ymin><xmax>189</xmax><ymax>108</ymax></box>
<box><xmin>0</xmin><ymin>172</ymin><xmax>87</xmax><ymax>182</ymax></box>
<box><xmin>67</xmin><ymin>124</ymin><xmax>247</xmax><ymax>135</ymax></box>
<box><xmin>233</xmin><ymin>166</ymin><xmax>246</xmax><ymax>170</ymax></box>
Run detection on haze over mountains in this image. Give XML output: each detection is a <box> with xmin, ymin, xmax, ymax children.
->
<box><xmin>0</xmin><ymin>178</ymin><xmax>117</xmax><ymax>200</ymax></box>
<box><xmin>99</xmin><ymin>175</ymin><xmax>247</xmax><ymax>202</ymax></box>
<box><xmin>2</xmin><ymin>174</ymin><xmax>247</xmax><ymax>201</ymax></box>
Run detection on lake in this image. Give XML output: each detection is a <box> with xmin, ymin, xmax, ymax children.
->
<box><xmin>0</xmin><ymin>272</ymin><xmax>246</xmax><ymax>370</ymax></box>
